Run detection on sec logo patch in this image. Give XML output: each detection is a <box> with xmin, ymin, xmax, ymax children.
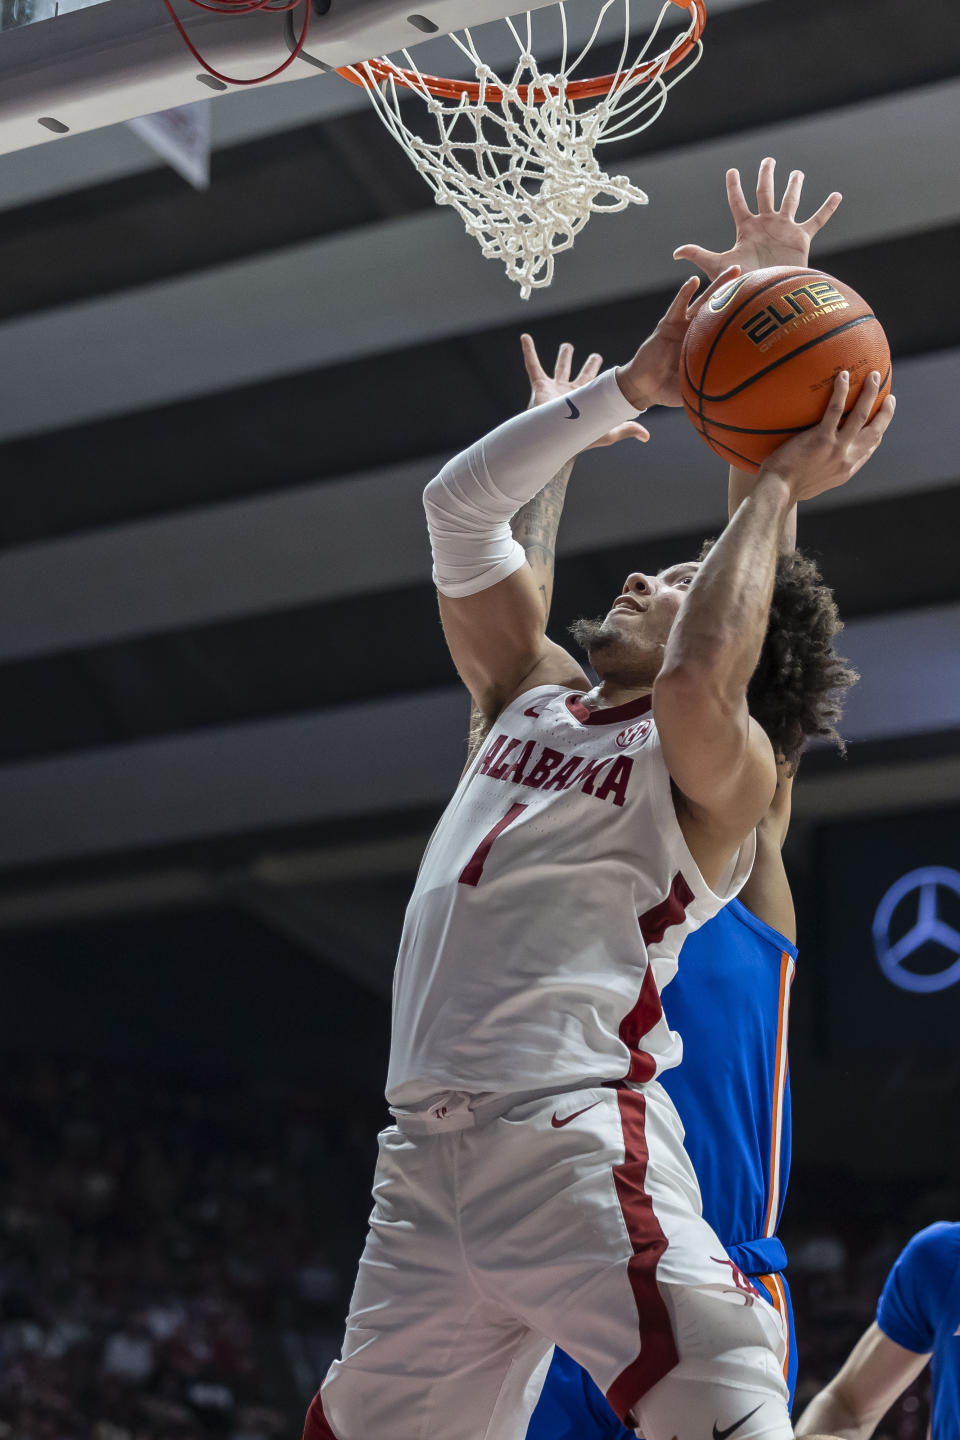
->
<box><xmin>616</xmin><ymin>720</ymin><xmax>652</xmax><ymax>749</ymax></box>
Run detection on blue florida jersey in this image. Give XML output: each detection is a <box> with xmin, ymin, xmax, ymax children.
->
<box><xmin>528</xmin><ymin>898</ymin><xmax>797</xmax><ymax>1440</ymax></box>
<box><xmin>659</xmin><ymin>898</ymin><xmax>796</xmax><ymax>1269</ymax></box>
<box><xmin>877</xmin><ymin>1223</ymin><xmax>960</xmax><ymax>1440</ymax></box>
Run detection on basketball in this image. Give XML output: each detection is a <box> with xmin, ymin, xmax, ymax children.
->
<box><xmin>680</xmin><ymin>265</ymin><xmax>892</xmax><ymax>472</ymax></box>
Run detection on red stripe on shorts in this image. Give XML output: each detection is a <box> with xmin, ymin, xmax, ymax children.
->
<box><xmin>605</xmin><ymin>1085</ymin><xmax>680</xmax><ymax>1423</ymax></box>
<box><xmin>303</xmin><ymin>1391</ymin><xmax>340</xmax><ymax>1440</ymax></box>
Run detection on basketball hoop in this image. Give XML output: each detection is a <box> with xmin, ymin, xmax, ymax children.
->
<box><xmin>337</xmin><ymin>1</ymin><xmax>706</xmax><ymax>297</ymax></box>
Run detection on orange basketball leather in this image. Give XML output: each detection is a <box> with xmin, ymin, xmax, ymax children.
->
<box><xmin>680</xmin><ymin>265</ymin><xmax>891</xmax><ymax>472</ymax></box>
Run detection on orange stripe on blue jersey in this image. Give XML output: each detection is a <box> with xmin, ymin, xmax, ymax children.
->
<box><xmin>762</xmin><ymin>950</ymin><xmax>795</xmax><ymax>1239</ymax></box>
<box><xmin>658</xmin><ymin>898</ymin><xmax>798</xmax><ymax>1255</ymax></box>
<box><xmin>755</xmin><ymin>1271</ymin><xmax>791</xmax><ymax>1383</ymax></box>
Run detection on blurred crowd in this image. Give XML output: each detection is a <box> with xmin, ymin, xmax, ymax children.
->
<box><xmin>0</xmin><ymin>1054</ymin><xmax>948</xmax><ymax>1440</ymax></box>
<box><xmin>0</xmin><ymin>1057</ymin><xmax>380</xmax><ymax>1440</ymax></box>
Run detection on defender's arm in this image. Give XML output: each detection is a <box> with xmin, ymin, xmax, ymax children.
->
<box><xmin>794</xmin><ymin>1323</ymin><xmax>930</xmax><ymax>1440</ymax></box>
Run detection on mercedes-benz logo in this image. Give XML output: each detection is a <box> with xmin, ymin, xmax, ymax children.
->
<box><xmin>872</xmin><ymin>866</ymin><xmax>960</xmax><ymax>994</ymax></box>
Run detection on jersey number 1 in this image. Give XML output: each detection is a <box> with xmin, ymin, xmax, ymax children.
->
<box><xmin>458</xmin><ymin>802</ymin><xmax>527</xmax><ymax>887</ymax></box>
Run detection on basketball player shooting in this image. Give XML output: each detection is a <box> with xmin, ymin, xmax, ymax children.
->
<box><xmin>306</xmin><ymin>197</ymin><xmax>895</xmax><ymax>1440</ymax></box>
<box><xmin>519</xmin><ymin>159</ymin><xmax>858</xmax><ymax>1438</ymax></box>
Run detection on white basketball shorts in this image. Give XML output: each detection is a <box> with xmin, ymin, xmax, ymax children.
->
<box><xmin>305</xmin><ymin>1081</ymin><xmax>791</xmax><ymax>1440</ymax></box>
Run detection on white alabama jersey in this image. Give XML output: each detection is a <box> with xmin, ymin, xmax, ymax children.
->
<box><xmin>386</xmin><ymin>685</ymin><xmax>756</xmax><ymax>1107</ymax></box>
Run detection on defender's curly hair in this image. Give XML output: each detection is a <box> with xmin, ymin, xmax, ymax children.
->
<box><xmin>700</xmin><ymin>540</ymin><xmax>858</xmax><ymax>774</ymax></box>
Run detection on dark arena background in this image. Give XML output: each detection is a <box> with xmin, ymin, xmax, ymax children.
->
<box><xmin>1</xmin><ymin>0</ymin><xmax>959</xmax><ymax>1437</ymax></box>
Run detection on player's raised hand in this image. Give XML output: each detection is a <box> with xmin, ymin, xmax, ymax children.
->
<box><xmin>520</xmin><ymin>334</ymin><xmax>649</xmax><ymax>446</ymax></box>
<box><xmin>673</xmin><ymin>156</ymin><xmax>842</xmax><ymax>280</ymax></box>
<box><xmin>759</xmin><ymin>370</ymin><xmax>896</xmax><ymax>503</ymax></box>
<box><xmin>615</xmin><ymin>265</ymin><xmax>740</xmax><ymax>411</ymax></box>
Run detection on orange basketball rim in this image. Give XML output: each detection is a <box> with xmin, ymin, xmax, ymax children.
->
<box><xmin>336</xmin><ymin>0</ymin><xmax>707</xmax><ymax>105</ymax></box>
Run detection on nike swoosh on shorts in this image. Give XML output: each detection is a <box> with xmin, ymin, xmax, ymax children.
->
<box><xmin>712</xmin><ymin>1403</ymin><xmax>764</xmax><ymax>1440</ymax></box>
<box><xmin>550</xmin><ymin>1100</ymin><xmax>602</xmax><ymax>1129</ymax></box>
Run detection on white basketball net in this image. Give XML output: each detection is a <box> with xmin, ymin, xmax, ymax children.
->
<box><xmin>342</xmin><ymin>2</ymin><xmax>704</xmax><ymax>297</ymax></box>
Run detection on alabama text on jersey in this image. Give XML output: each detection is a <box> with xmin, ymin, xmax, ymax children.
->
<box><xmin>386</xmin><ymin>685</ymin><xmax>756</xmax><ymax>1106</ymax></box>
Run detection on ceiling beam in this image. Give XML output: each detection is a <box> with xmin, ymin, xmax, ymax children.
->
<box><xmin>0</xmin><ymin>603</ymin><xmax>957</xmax><ymax>871</ymax></box>
<box><xmin>791</xmin><ymin>753</ymin><xmax>960</xmax><ymax>824</ymax></box>
<box><xmin>0</xmin><ymin>0</ymin><xmax>762</xmax><ymax>212</ymax></box>
<box><xmin>0</xmin><ymin>80</ymin><xmax>956</xmax><ymax>442</ymax></box>
<box><xmin>0</xmin><ymin>348</ymin><xmax>955</xmax><ymax>661</ymax></box>
<box><xmin>233</xmin><ymin>884</ymin><xmax>395</xmax><ymax>997</ymax></box>
<box><xmin>0</xmin><ymin>0</ymin><xmax>569</xmax><ymax>157</ymax></box>
<box><xmin>1</xmin><ymin>749</ymin><xmax>959</xmax><ymax>933</ymax></box>
<box><xmin>0</xmin><ymin>831</ymin><xmax>429</xmax><ymax>929</ymax></box>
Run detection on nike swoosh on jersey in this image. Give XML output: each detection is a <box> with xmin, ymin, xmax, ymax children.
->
<box><xmin>551</xmin><ymin>1100</ymin><xmax>602</xmax><ymax>1128</ymax></box>
<box><xmin>563</xmin><ymin>397</ymin><xmax>580</xmax><ymax>419</ymax></box>
<box><xmin>523</xmin><ymin>706</ymin><xmax>541</xmax><ymax>718</ymax></box>
<box><xmin>712</xmin><ymin>1404</ymin><xmax>763</xmax><ymax>1440</ymax></box>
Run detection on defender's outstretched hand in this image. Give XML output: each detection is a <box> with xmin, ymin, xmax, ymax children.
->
<box><xmin>760</xmin><ymin>371</ymin><xmax>896</xmax><ymax>504</ymax></box>
<box><xmin>673</xmin><ymin>156</ymin><xmax>842</xmax><ymax>279</ymax></box>
<box><xmin>616</xmin><ymin>265</ymin><xmax>740</xmax><ymax>411</ymax></box>
<box><xmin>520</xmin><ymin>334</ymin><xmax>649</xmax><ymax>446</ymax></box>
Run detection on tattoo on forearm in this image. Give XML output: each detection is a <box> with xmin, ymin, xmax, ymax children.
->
<box><xmin>512</xmin><ymin>459</ymin><xmax>573</xmax><ymax>558</ymax></box>
<box><xmin>511</xmin><ymin>459</ymin><xmax>574</xmax><ymax>612</ymax></box>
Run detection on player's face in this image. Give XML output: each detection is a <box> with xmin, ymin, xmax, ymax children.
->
<box><xmin>606</xmin><ymin>563</ymin><xmax>699</xmax><ymax>644</ymax></box>
<box><xmin>571</xmin><ymin>562</ymin><xmax>700</xmax><ymax>685</ymax></box>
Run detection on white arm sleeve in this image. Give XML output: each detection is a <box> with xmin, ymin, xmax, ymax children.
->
<box><xmin>423</xmin><ymin>368</ymin><xmax>639</xmax><ymax>598</ymax></box>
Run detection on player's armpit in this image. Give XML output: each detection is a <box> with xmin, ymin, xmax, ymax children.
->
<box><xmin>438</xmin><ymin>571</ymin><xmax>588</xmax><ymax>722</ymax></box>
<box><xmin>765</xmin><ymin>764</ymin><xmax>794</xmax><ymax>850</ymax></box>
<box><xmin>794</xmin><ymin>1323</ymin><xmax>931</xmax><ymax>1440</ymax></box>
<box><xmin>652</xmin><ymin>680</ymin><xmax>777</xmax><ymax>886</ymax></box>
